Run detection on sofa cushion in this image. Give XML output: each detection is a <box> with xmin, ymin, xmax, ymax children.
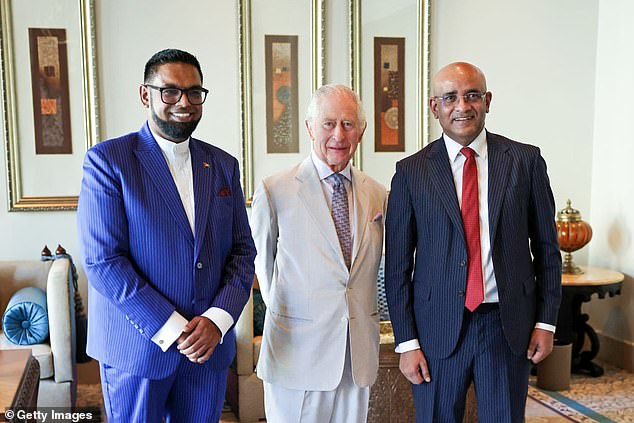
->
<box><xmin>0</xmin><ymin>331</ymin><xmax>54</xmax><ymax>379</ymax></box>
<box><xmin>2</xmin><ymin>287</ymin><xmax>49</xmax><ymax>345</ymax></box>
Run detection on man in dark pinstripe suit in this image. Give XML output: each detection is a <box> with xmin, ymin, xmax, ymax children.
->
<box><xmin>385</xmin><ymin>62</ymin><xmax>561</xmax><ymax>422</ymax></box>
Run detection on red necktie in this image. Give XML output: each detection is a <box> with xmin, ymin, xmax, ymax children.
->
<box><xmin>461</xmin><ymin>147</ymin><xmax>484</xmax><ymax>311</ymax></box>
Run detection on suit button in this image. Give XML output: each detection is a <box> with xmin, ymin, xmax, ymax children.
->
<box><xmin>196</xmin><ymin>262</ymin><xmax>203</xmax><ymax>269</ymax></box>
<box><xmin>341</xmin><ymin>316</ymin><xmax>348</xmax><ymax>322</ymax></box>
<box><xmin>458</xmin><ymin>290</ymin><xmax>465</xmax><ymax>297</ymax></box>
<box><xmin>460</xmin><ymin>260</ymin><xmax>467</xmax><ymax>267</ymax></box>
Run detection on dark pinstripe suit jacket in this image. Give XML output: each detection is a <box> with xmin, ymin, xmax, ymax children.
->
<box><xmin>385</xmin><ymin>131</ymin><xmax>561</xmax><ymax>358</ymax></box>
<box><xmin>78</xmin><ymin>122</ymin><xmax>256</xmax><ymax>378</ymax></box>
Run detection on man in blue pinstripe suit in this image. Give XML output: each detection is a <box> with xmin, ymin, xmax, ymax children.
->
<box><xmin>385</xmin><ymin>62</ymin><xmax>562</xmax><ymax>422</ymax></box>
<box><xmin>77</xmin><ymin>49</ymin><xmax>256</xmax><ymax>422</ymax></box>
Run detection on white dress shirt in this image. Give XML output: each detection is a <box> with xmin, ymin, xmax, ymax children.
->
<box><xmin>395</xmin><ymin>129</ymin><xmax>554</xmax><ymax>354</ymax></box>
<box><xmin>149</xmin><ymin>128</ymin><xmax>234</xmax><ymax>352</ymax></box>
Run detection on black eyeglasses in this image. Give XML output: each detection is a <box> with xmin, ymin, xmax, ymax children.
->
<box><xmin>433</xmin><ymin>92</ymin><xmax>486</xmax><ymax>107</ymax></box>
<box><xmin>144</xmin><ymin>84</ymin><xmax>209</xmax><ymax>105</ymax></box>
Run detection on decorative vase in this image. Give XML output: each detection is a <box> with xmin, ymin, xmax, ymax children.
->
<box><xmin>556</xmin><ymin>199</ymin><xmax>592</xmax><ymax>275</ymax></box>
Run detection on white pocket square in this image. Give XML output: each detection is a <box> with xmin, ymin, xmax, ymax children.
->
<box><xmin>371</xmin><ymin>212</ymin><xmax>383</xmax><ymax>223</ymax></box>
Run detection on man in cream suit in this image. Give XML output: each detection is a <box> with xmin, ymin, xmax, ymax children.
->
<box><xmin>251</xmin><ymin>84</ymin><xmax>386</xmax><ymax>423</ymax></box>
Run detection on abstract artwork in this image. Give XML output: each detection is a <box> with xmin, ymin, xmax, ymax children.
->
<box><xmin>28</xmin><ymin>28</ymin><xmax>72</xmax><ymax>154</ymax></box>
<box><xmin>265</xmin><ymin>35</ymin><xmax>299</xmax><ymax>153</ymax></box>
<box><xmin>374</xmin><ymin>37</ymin><xmax>405</xmax><ymax>152</ymax></box>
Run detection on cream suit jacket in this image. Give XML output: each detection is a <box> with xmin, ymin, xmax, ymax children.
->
<box><xmin>251</xmin><ymin>155</ymin><xmax>386</xmax><ymax>391</ymax></box>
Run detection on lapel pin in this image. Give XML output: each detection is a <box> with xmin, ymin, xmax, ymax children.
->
<box><xmin>203</xmin><ymin>162</ymin><xmax>210</xmax><ymax>168</ymax></box>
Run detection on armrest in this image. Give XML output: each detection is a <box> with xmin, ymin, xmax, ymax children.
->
<box><xmin>235</xmin><ymin>286</ymin><xmax>255</xmax><ymax>375</ymax></box>
<box><xmin>46</xmin><ymin>258</ymin><xmax>75</xmax><ymax>383</ymax></box>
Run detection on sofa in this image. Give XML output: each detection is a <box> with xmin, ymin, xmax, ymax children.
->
<box><xmin>0</xmin><ymin>257</ymin><xmax>77</xmax><ymax>408</ymax></box>
<box><xmin>227</xmin><ymin>283</ymin><xmax>266</xmax><ymax>423</ymax></box>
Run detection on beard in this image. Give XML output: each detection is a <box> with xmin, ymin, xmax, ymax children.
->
<box><xmin>151</xmin><ymin>108</ymin><xmax>201</xmax><ymax>141</ymax></box>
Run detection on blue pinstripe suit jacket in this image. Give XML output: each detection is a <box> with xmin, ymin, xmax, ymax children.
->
<box><xmin>77</xmin><ymin>122</ymin><xmax>256</xmax><ymax>379</ymax></box>
<box><xmin>385</xmin><ymin>132</ymin><xmax>561</xmax><ymax>358</ymax></box>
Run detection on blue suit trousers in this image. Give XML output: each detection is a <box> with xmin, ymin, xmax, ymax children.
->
<box><xmin>100</xmin><ymin>358</ymin><xmax>228</xmax><ymax>423</ymax></box>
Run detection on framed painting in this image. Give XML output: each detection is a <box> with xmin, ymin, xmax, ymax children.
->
<box><xmin>265</xmin><ymin>35</ymin><xmax>299</xmax><ymax>154</ymax></box>
<box><xmin>374</xmin><ymin>37</ymin><xmax>405</xmax><ymax>152</ymax></box>
<box><xmin>28</xmin><ymin>28</ymin><xmax>73</xmax><ymax>155</ymax></box>
<box><xmin>349</xmin><ymin>0</ymin><xmax>431</xmax><ymax>187</ymax></box>
<box><xmin>239</xmin><ymin>0</ymin><xmax>324</xmax><ymax>203</ymax></box>
<box><xmin>0</xmin><ymin>0</ymin><xmax>100</xmax><ymax>211</ymax></box>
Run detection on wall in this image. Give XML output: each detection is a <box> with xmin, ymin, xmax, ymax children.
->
<box><xmin>431</xmin><ymin>0</ymin><xmax>598</xmax><ymax>224</ymax></box>
<box><xmin>586</xmin><ymin>0</ymin><xmax>634</xmax><ymax>369</ymax></box>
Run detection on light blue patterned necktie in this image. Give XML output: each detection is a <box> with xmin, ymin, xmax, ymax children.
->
<box><xmin>330</xmin><ymin>173</ymin><xmax>352</xmax><ymax>269</ymax></box>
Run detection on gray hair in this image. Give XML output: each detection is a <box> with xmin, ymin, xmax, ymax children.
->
<box><xmin>305</xmin><ymin>84</ymin><xmax>366</xmax><ymax>125</ymax></box>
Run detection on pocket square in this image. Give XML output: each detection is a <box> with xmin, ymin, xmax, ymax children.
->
<box><xmin>371</xmin><ymin>212</ymin><xmax>383</xmax><ymax>223</ymax></box>
<box><xmin>218</xmin><ymin>187</ymin><xmax>232</xmax><ymax>197</ymax></box>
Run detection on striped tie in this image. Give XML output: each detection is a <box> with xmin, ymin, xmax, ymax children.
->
<box><xmin>330</xmin><ymin>173</ymin><xmax>352</xmax><ymax>269</ymax></box>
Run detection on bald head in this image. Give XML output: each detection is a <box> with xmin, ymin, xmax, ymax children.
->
<box><xmin>432</xmin><ymin>62</ymin><xmax>487</xmax><ymax>96</ymax></box>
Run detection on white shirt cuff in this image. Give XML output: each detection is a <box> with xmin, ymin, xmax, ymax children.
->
<box><xmin>395</xmin><ymin>339</ymin><xmax>421</xmax><ymax>353</ymax></box>
<box><xmin>201</xmin><ymin>307</ymin><xmax>234</xmax><ymax>344</ymax></box>
<box><xmin>151</xmin><ymin>311</ymin><xmax>188</xmax><ymax>352</ymax></box>
<box><xmin>535</xmin><ymin>322</ymin><xmax>556</xmax><ymax>333</ymax></box>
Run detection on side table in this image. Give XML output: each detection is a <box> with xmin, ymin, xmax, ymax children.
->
<box><xmin>556</xmin><ymin>266</ymin><xmax>624</xmax><ymax>377</ymax></box>
<box><xmin>0</xmin><ymin>349</ymin><xmax>40</xmax><ymax>422</ymax></box>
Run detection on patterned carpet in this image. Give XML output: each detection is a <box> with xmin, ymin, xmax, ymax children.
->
<box><xmin>75</xmin><ymin>384</ymin><xmax>104</xmax><ymax>422</ymax></box>
<box><xmin>527</xmin><ymin>362</ymin><xmax>634</xmax><ymax>422</ymax></box>
<box><xmin>76</xmin><ymin>362</ymin><xmax>634</xmax><ymax>422</ymax></box>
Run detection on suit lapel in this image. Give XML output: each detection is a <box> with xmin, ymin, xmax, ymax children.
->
<box><xmin>134</xmin><ymin>123</ymin><xmax>194</xmax><ymax>246</ymax></box>
<box><xmin>427</xmin><ymin>138</ymin><xmax>465</xmax><ymax>240</ymax></box>
<box><xmin>191</xmin><ymin>140</ymin><xmax>213</xmax><ymax>259</ymax></box>
<box><xmin>351</xmin><ymin>167</ymin><xmax>369</xmax><ymax>268</ymax></box>
<box><xmin>487</xmin><ymin>133</ymin><xmax>511</xmax><ymax>246</ymax></box>
<box><xmin>296</xmin><ymin>156</ymin><xmax>348</xmax><ymax>270</ymax></box>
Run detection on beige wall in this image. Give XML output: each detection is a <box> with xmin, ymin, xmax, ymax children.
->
<box><xmin>586</xmin><ymin>0</ymin><xmax>634</xmax><ymax>368</ymax></box>
<box><xmin>3</xmin><ymin>0</ymin><xmax>632</xmax><ymax>361</ymax></box>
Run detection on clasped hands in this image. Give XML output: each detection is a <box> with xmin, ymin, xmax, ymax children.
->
<box><xmin>176</xmin><ymin>316</ymin><xmax>221</xmax><ymax>364</ymax></box>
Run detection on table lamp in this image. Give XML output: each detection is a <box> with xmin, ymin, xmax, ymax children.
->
<box><xmin>556</xmin><ymin>199</ymin><xmax>592</xmax><ymax>274</ymax></box>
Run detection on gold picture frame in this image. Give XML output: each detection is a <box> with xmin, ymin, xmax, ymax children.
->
<box><xmin>349</xmin><ymin>0</ymin><xmax>431</xmax><ymax>182</ymax></box>
<box><xmin>239</xmin><ymin>0</ymin><xmax>325</xmax><ymax>204</ymax></box>
<box><xmin>0</xmin><ymin>0</ymin><xmax>99</xmax><ymax>211</ymax></box>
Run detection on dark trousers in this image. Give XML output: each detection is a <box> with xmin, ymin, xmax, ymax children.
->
<box><xmin>412</xmin><ymin>306</ymin><xmax>529</xmax><ymax>422</ymax></box>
